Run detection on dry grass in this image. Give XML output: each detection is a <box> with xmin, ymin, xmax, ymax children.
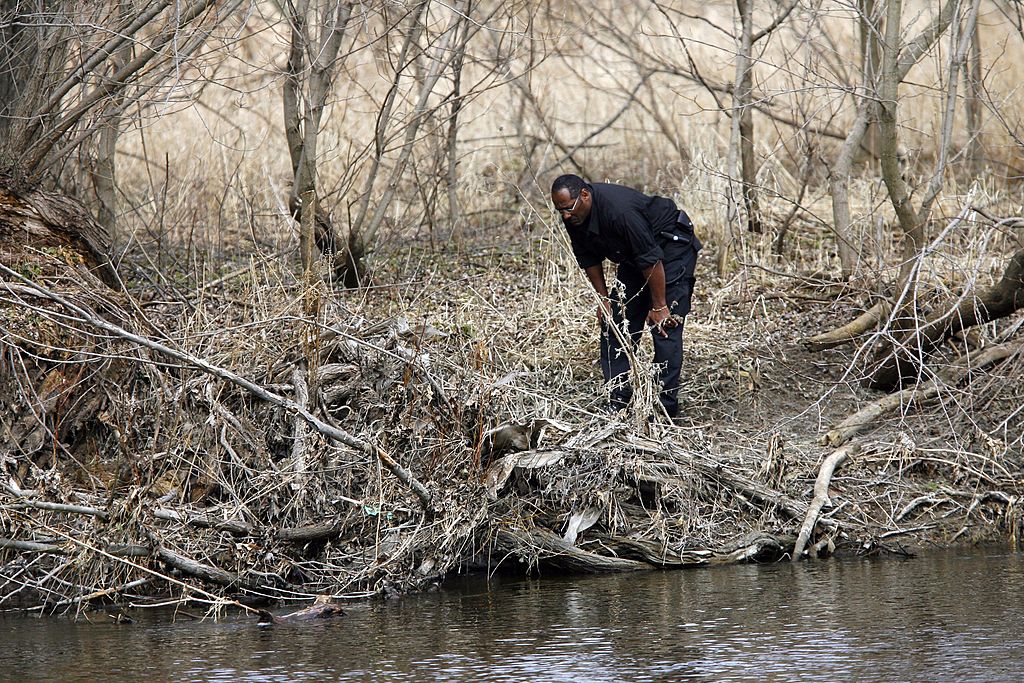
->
<box><xmin>3</xmin><ymin>198</ymin><xmax>1022</xmax><ymax>613</ymax></box>
<box><xmin>112</xmin><ymin>1</ymin><xmax>1024</xmax><ymax>276</ymax></box>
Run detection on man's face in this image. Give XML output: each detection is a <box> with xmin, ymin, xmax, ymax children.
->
<box><xmin>552</xmin><ymin>187</ymin><xmax>591</xmax><ymax>226</ymax></box>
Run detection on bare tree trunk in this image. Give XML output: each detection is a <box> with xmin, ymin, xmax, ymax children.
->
<box><xmin>827</xmin><ymin>0</ymin><xmax>881</xmax><ymax>280</ymax></box>
<box><xmin>738</xmin><ymin>27</ymin><xmax>762</xmax><ymax>235</ymax></box>
<box><xmin>89</xmin><ymin>29</ymin><xmax>133</xmax><ymax>239</ymax></box>
<box><xmin>344</xmin><ymin>0</ymin><xmax>429</xmax><ymax>286</ymax></box>
<box><xmin>445</xmin><ymin>2</ymin><xmax>471</xmax><ymax>242</ymax></box>
<box><xmin>721</xmin><ymin>0</ymin><xmax>755</xmax><ymax>275</ymax></box>
<box><xmin>0</xmin><ymin>0</ymin><xmax>70</xmax><ymax>174</ymax></box>
<box><xmin>877</xmin><ymin>0</ymin><xmax>921</xmax><ymax>286</ymax></box>
<box><xmin>826</xmin><ymin>0</ymin><xmax>957</xmax><ymax>283</ymax></box>
<box><xmin>867</xmin><ymin>0</ymin><xmax>986</xmax><ymax>390</ymax></box>
<box><xmin>811</xmin><ymin>0</ymin><xmax>959</xmax><ymax>351</ymax></box>
<box><xmin>915</xmin><ymin>0</ymin><xmax>981</xmax><ymax>223</ymax></box>
<box><xmin>965</xmin><ymin>13</ymin><xmax>984</xmax><ymax>176</ymax></box>
<box><xmin>859</xmin><ymin>0</ymin><xmax>882</xmax><ymax>160</ymax></box>
<box><xmin>91</xmin><ymin>113</ymin><xmax>120</xmax><ymax>235</ymax></box>
<box><xmin>876</xmin><ymin>0</ymin><xmax>976</xmax><ymax>290</ymax></box>
<box><xmin>283</xmin><ymin>0</ymin><xmax>354</xmax><ymax>280</ymax></box>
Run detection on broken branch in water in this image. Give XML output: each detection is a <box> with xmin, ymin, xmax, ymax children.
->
<box><xmin>792</xmin><ymin>442</ymin><xmax>861</xmax><ymax>561</ymax></box>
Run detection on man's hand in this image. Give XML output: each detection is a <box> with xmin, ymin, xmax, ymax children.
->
<box><xmin>646</xmin><ymin>304</ymin><xmax>677</xmax><ymax>337</ymax></box>
<box><xmin>597</xmin><ymin>298</ymin><xmax>613</xmax><ymax>326</ymax></box>
<box><xmin>640</xmin><ymin>261</ymin><xmax>676</xmax><ymax>337</ymax></box>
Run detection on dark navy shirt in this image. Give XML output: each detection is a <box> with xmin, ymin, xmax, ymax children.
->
<box><xmin>565</xmin><ymin>182</ymin><xmax>694</xmax><ymax>283</ymax></box>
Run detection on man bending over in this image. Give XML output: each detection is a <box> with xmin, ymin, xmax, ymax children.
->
<box><xmin>552</xmin><ymin>174</ymin><xmax>700</xmax><ymax>421</ymax></box>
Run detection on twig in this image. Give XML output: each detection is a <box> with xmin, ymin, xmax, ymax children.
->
<box><xmin>28</xmin><ymin>578</ymin><xmax>153</xmax><ymax>612</ymax></box>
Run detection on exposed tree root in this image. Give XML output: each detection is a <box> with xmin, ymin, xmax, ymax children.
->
<box><xmin>824</xmin><ymin>340</ymin><xmax>1024</xmax><ymax>447</ymax></box>
<box><xmin>804</xmin><ymin>299</ymin><xmax>891</xmax><ymax>351</ymax></box>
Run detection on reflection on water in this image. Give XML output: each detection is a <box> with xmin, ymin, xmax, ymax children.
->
<box><xmin>2</xmin><ymin>547</ymin><xmax>1022</xmax><ymax>682</ymax></box>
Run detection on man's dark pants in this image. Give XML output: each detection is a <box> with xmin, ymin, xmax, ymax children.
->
<box><xmin>600</xmin><ymin>272</ymin><xmax>693</xmax><ymax>417</ymax></box>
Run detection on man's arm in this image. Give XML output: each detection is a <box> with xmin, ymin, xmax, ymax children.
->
<box><xmin>611</xmin><ymin>208</ymin><xmax>673</xmax><ymax>335</ymax></box>
<box><xmin>642</xmin><ymin>261</ymin><xmax>675</xmax><ymax>337</ymax></box>
<box><xmin>584</xmin><ymin>264</ymin><xmax>613</xmax><ymax>324</ymax></box>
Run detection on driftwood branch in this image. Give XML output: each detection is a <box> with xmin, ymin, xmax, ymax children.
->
<box><xmin>4</xmin><ymin>488</ymin><xmax>342</xmax><ymax>543</ymax></box>
<box><xmin>792</xmin><ymin>442</ymin><xmax>860</xmax><ymax>561</ymax></box>
<box><xmin>0</xmin><ymin>538</ymin><xmax>64</xmax><ymax>554</ymax></box>
<box><xmin>601</xmin><ymin>532</ymin><xmax>785</xmax><ymax>567</ymax></box>
<box><xmin>494</xmin><ymin>526</ymin><xmax>651</xmax><ymax>573</ymax></box>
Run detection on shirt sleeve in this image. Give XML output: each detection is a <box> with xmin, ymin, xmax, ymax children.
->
<box><xmin>615</xmin><ymin>210</ymin><xmax>663</xmax><ymax>270</ymax></box>
<box><xmin>567</xmin><ymin>225</ymin><xmax>603</xmax><ymax>269</ymax></box>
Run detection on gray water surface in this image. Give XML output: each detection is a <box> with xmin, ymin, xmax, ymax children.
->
<box><xmin>2</xmin><ymin>547</ymin><xmax>1022</xmax><ymax>682</ymax></box>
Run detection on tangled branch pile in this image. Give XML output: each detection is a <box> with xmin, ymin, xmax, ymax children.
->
<box><xmin>0</xmin><ymin>268</ymin><xmax>797</xmax><ymax>612</ymax></box>
<box><xmin>3</xmin><ymin>184</ymin><xmax>1024</xmax><ymax>617</ymax></box>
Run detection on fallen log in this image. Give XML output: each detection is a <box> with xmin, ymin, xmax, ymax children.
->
<box><xmin>154</xmin><ymin>546</ymin><xmax>240</xmax><ymax>587</ymax></box>
<box><xmin>0</xmin><ymin>538</ymin><xmax>64</xmax><ymax>554</ymax></box>
<box><xmin>274</xmin><ymin>523</ymin><xmax>343</xmax><ymax>544</ymax></box>
<box><xmin>867</xmin><ymin>246</ymin><xmax>1024</xmax><ymax>390</ymax></box>
<box><xmin>1</xmin><ymin>532</ymin><xmax>246</xmax><ymax>588</ymax></box>
<box><xmin>824</xmin><ymin>339</ymin><xmax>1024</xmax><ymax>447</ymax></box>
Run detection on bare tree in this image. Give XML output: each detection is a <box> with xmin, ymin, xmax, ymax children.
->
<box><xmin>807</xmin><ymin>0</ymin><xmax>959</xmax><ymax>351</ymax></box>
<box><xmin>1</xmin><ymin>0</ymin><xmax>246</xmax><ymax>245</ymax></box>
<box><xmin>864</xmin><ymin>0</ymin><xmax>983</xmax><ymax>389</ymax></box>
<box><xmin>88</xmin><ymin>11</ymin><xmax>134</xmax><ymax>236</ymax></box>
<box><xmin>4</xmin><ymin>1</ymin><xmax>245</xmax><ymax>176</ymax></box>
<box><xmin>343</xmin><ymin>0</ymin><xmax>478</xmax><ymax>284</ymax></box>
<box><xmin>725</xmin><ymin>0</ymin><xmax>799</xmax><ymax>269</ymax></box>
<box><xmin>281</xmin><ymin>0</ymin><xmax>355</xmax><ymax>281</ymax></box>
<box><xmin>721</xmin><ymin>0</ymin><xmax>757</xmax><ymax>275</ymax></box>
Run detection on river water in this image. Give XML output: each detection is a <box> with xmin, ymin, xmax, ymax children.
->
<box><xmin>2</xmin><ymin>546</ymin><xmax>1022</xmax><ymax>682</ymax></box>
